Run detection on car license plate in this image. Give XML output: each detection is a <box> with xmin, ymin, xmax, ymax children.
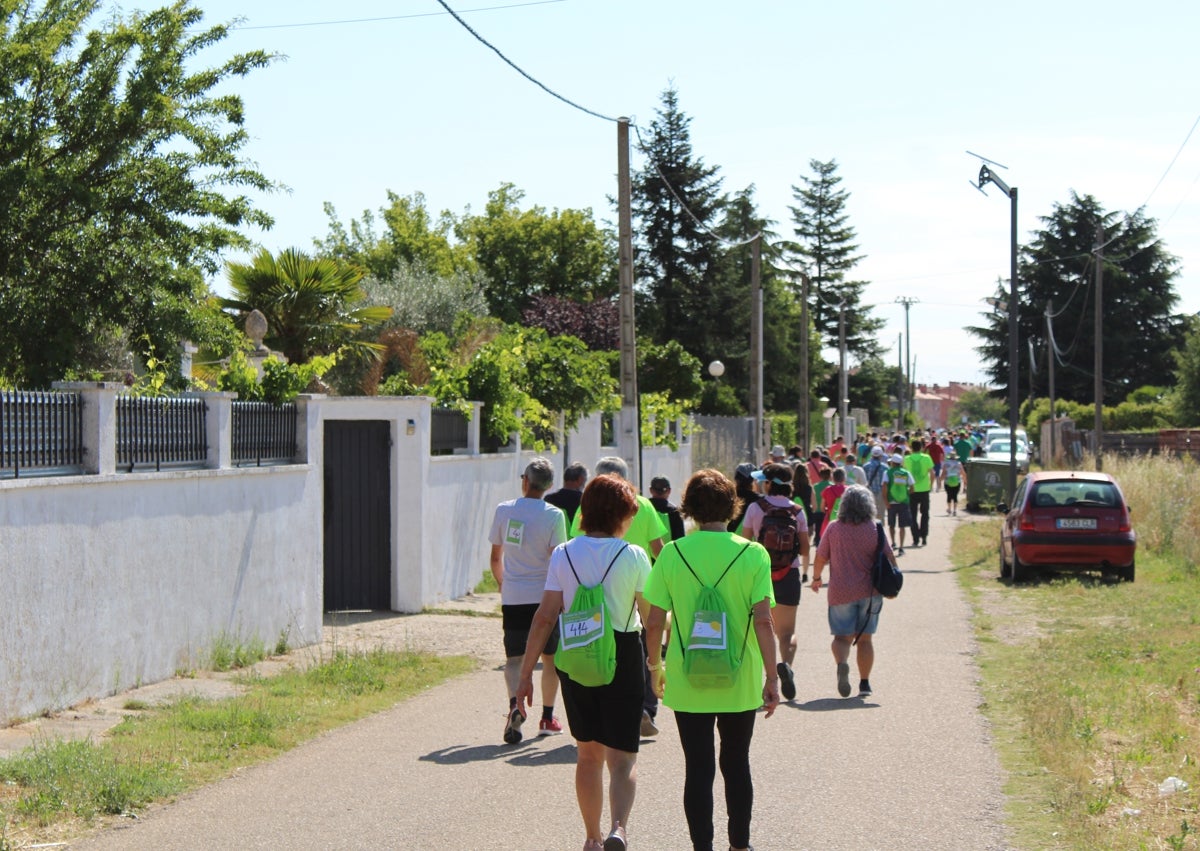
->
<box><xmin>1057</xmin><ymin>517</ymin><xmax>1097</xmax><ymax>530</ymax></box>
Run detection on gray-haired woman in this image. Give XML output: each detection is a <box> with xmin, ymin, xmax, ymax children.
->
<box><xmin>808</xmin><ymin>485</ymin><xmax>896</xmax><ymax>699</ymax></box>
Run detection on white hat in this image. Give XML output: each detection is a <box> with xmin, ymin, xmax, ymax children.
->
<box><xmin>889</xmin><ymin>453</ymin><xmax>905</xmax><ymax>464</ymax></box>
<box><xmin>871</xmin><ymin>445</ymin><xmax>884</xmax><ymax>457</ymax></box>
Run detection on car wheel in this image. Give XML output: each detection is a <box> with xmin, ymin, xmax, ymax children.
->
<box><xmin>999</xmin><ymin>541</ymin><xmax>1011</xmax><ymax>578</ymax></box>
<box><xmin>1119</xmin><ymin>560</ymin><xmax>1135</xmax><ymax>583</ymax></box>
<box><xmin>1011</xmin><ymin>552</ymin><xmax>1029</xmax><ymax>583</ymax></box>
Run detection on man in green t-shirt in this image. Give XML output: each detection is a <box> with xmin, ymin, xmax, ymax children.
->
<box><xmin>885</xmin><ymin>454</ymin><xmax>914</xmax><ymax>554</ymax></box>
<box><xmin>953</xmin><ymin>433</ymin><xmax>974</xmax><ymax>466</ymax></box>
<box><xmin>904</xmin><ymin>438</ymin><xmax>936</xmax><ymax>547</ymax></box>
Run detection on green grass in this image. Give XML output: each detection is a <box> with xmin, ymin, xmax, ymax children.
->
<box><xmin>0</xmin><ymin>648</ymin><xmax>475</xmax><ymax>845</ymax></box>
<box><xmin>474</xmin><ymin>570</ymin><xmax>498</xmax><ymax>594</ymax></box>
<box><xmin>953</xmin><ymin>454</ymin><xmax>1200</xmax><ymax>850</ymax></box>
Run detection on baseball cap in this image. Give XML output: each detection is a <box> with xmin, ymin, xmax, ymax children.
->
<box><xmin>752</xmin><ymin>463</ymin><xmax>793</xmax><ymax>485</ymax></box>
<box><xmin>770</xmin><ymin>444</ymin><xmax>785</xmax><ymax>457</ymax></box>
<box><xmin>649</xmin><ymin>476</ymin><xmax>671</xmax><ymax>491</ymax></box>
<box><xmin>734</xmin><ymin>462</ymin><xmax>757</xmax><ymax>482</ymax></box>
<box><xmin>889</xmin><ymin>453</ymin><xmax>905</xmax><ymax>464</ymax></box>
<box><xmin>871</xmin><ymin>445</ymin><xmax>884</xmax><ymax>457</ymax></box>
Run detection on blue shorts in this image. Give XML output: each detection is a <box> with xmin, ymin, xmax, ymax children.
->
<box><xmin>828</xmin><ymin>596</ymin><xmax>882</xmax><ymax>637</ymax></box>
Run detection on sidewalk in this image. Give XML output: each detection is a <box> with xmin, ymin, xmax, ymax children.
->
<box><xmin>67</xmin><ymin>510</ymin><xmax>1009</xmax><ymax>850</ymax></box>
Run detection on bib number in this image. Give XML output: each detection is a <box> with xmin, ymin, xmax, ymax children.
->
<box><xmin>560</xmin><ymin>606</ymin><xmax>605</xmax><ymax>650</ymax></box>
<box><xmin>687</xmin><ymin>609</ymin><xmax>728</xmax><ymax>651</ymax></box>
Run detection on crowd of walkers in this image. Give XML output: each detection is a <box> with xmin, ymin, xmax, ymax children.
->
<box><xmin>486</xmin><ymin>427</ymin><xmax>984</xmax><ymax>851</ymax></box>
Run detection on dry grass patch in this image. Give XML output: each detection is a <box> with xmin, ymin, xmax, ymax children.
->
<box><xmin>953</xmin><ymin>467</ymin><xmax>1199</xmax><ymax>851</ymax></box>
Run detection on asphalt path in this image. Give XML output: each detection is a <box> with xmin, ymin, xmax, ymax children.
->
<box><xmin>72</xmin><ymin>506</ymin><xmax>1010</xmax><ymax>851</ymax></box>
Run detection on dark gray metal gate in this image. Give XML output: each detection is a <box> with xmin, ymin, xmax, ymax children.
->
<box><xmin>323</xmin><ymin>420</ymin><xmax>391</xmax><ymax>611</ymax></box>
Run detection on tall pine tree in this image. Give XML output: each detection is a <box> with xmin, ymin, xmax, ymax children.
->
<box><xmin>786</xmin><ymin>159</ymin><xmax>882</xmax><ymax>359</ymax></box>
<box><xmin>707</xmin><ymin>187</ymin><xmax>805</xmax><ymax>412</ymax></box>
<box><xmin>631</xmin><ymin>86</ymin><xmax>724</xmax><ymax>346</ymax></box>
<box><xmin>967</xmin><ymin>192</ymin><xmax>1184</xmax><ymax>404</ymax></box>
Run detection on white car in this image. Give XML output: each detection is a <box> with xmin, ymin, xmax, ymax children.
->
<box><xmin>984</xmin><ymin>438</ymin><xmax>1030</xmax><ymax>473</ymax></box>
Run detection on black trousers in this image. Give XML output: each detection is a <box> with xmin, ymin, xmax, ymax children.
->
<box><xmin>674</xmin><ymin>709</ymin><xmax>757</xmax><ymax>851</ymax></box>
<box><xmin>910</xmin><ymin>490</ymin><xmax>931</xmax><ymax>542</ymax></box>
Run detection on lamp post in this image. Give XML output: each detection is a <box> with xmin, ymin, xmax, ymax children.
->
<box><xmin>708</xmin><ymin>360</ymin><xmax>725</xmax><ymax>380</ymax></box>
<box><xmin>973</xmin><ymin>159</ymin><xmax>1020</xmax><ymax>501</ymax></box>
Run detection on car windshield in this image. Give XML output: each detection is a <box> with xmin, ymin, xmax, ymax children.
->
<box><xmin>988</xmin><ymin>441</ymin><xmax>1027</xmax><ymax>453</ymax></box>
<box><xmin>1029</xmin><ymin>481</ymin><xmax>1119</xmax><ymax>508</ymax></box>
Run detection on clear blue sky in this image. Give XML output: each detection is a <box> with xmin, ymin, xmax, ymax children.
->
<box><xmin>186</xmin><ymin>0</ymin><xmax>1200</xmax><ymax>389</ymax></box>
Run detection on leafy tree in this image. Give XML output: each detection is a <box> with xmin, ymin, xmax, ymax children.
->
<box><xmin>521</xmin><ymin>294</ymin><xmax>618</xmax><ymax>351</ymax></box>
<box><xmin>221</xmin><ymin>248</ymin><xmax>391</xmax><ymax>364</ymax></box>
<box><xmin>1172</xmin><ymin>315</ymin><xmax>1200</xmax><ymax>425</ymax></box>
<box><xmin>968</xmin><ymin>193</ymin><xmax>1184</xmax><ymax>404</ymax></box>
<box><xmin>416</xmin><ymin>320</ymin><xmax>617</xmax><ymax>447</ymax></box>
<box><xmin>317</xmin><ymin>192</ymin><xmax>471</xmax><ymax>281</ymax></box>
<box><xmin>457</xmin><ymin>183</ymin><xmax>617</xmax><ymax>323</ymax></box>
<box><xmin>951</xmin><ymin>387</ymin><xmax>1007</xmax><ymax>424</ymax></box>
<box><xmin>0</xmin><ymin>1</ymin><xmax>277</xmax><ymax>387</ymax></box>
<box><xmin>631</xmin><ymin>86</ymin><xmax>724</xmax><ymax>343</ymax></box>
<box><xmin>637</xmin><ymin>339</ymin><xmax>703</xmax><ymax>403</ymax></box>
<box><xmin>785</xmin><ymin>159</ymin><xmax>883</xmax><ymax>359</ymax></box>
<box><xmin>847</xmin><ymin>356</ymin><xmax>904</xmax><ymax>426</ymax></box>
<box><xmin>360</xmin><ymin>259</ymin><xmax>489</xmax><ymax>337</ymax></box>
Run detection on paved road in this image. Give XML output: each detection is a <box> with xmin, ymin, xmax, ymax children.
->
<box><xmin>72</xmin><ymin>510</ymin><xmax>1009</xmax><ymax>850</ymax></box>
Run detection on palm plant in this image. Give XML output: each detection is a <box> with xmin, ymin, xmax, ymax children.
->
<box><xmin>221</xmin><ymin>248</ymin><xmax>392</xmax><ymax>364</ymax></box>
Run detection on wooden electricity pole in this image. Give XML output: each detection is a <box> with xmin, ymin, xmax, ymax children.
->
<box><xmin>1093</xmin><ymin>225</ymin><xmax>1104</xmax><ymax>471</ymax></box>
<box><xmin>750</xmin><ymin>235</ymin><xmax>763</xmax><ymax>459</ymax></box>
<box><xmin>616</xmin><ymin>117</ymin><xmax>640</xmax><ymax>487</ymax></box>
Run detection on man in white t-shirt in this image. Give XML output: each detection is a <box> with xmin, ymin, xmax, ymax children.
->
<box><xmin>489</xmin><ymin>457</ymin><xmax>568</xmax><ymax>744</ymax></box>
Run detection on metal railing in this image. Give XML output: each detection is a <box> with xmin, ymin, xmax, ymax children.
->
<box><xmin>116</xmin><ymin>395</ymin><xmax>208</xmax><ymax>472</ymax></box>
<box><xmin>0</xmin><ymin>390</ymin><xmax>85</xmax><ymax>478</ymax></box>
<box><xmin>232</xmin><ymin>401</ymin><xmax>298</xmax><ymax>466</ymax></box>
<box><xmin>431</xmin><ymin>407</ymin><xmax>469</xmax><ymax>455</ymax></box>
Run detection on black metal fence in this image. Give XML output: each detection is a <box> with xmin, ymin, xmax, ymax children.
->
<box><xmin>116</xmin><ymin>395</ymin><xmax>208</xmax><ymax>471</ymax></box>
<box><xmin>431</xmin><ymin>407</ymin><xmax>468</xmax><ymax>455</ymax></box>
<box><xmin>0</xmin><ymin>390</ymin><xmax>85</xmax><ymax>478</ymax></box>
<box><xmin>232</xmin><ymin>401</ymin><xmax>298</xmax><ymax>466</ymax></box>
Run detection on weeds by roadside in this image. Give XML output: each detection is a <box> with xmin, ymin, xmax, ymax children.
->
<box><xmin>953</xmin><ymin>453</ymin><xmax>1199</xmax><ymax>850</ymax></box>
<box><xmin>0</xmin><ymin>648</ymin><xmax>474</xmax><ymax>847</ymax></box>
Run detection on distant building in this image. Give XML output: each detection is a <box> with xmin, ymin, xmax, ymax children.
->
<box><xmin>913</xmin><ymin>382</ymin><xmax>991</xmax><ymax>430</ymax></box>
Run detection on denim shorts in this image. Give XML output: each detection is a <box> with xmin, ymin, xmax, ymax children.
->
<box><xmin>827</xmin><ymin>596</ymin><xmax>882</xmax><ymax>637</ymax></box>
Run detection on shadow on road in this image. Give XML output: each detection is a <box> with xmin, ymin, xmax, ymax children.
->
<box><xmin>421</xmin><ymin>741</ymin><xmax>578</xmax><ymax>766</ymax></box>
<box><xmin>782</xmin><ymin>696</ymin><xmax>880</xmax><ymax>713</ymax></box>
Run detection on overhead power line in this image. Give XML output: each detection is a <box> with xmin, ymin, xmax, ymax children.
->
<box><xmin>433</xmin><ymin>0</ymin><xmax>617</xmax><ymax>123</ymax></box>
<box><xmin>235</xmin><ymin>1</ymin><xmax>567</xmax><ymax>31</ymax></box>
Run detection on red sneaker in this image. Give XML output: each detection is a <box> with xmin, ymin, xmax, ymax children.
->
<box><xmin>538</xmin><ymin>716</ymin><xmax>563</xmax><ymax>736</ymax></box>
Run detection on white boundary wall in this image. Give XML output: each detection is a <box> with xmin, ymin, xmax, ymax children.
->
<box><xmin>0</xmin><ymin>398</ymin><xmax>691</xmax><ymax>724</ymax></box>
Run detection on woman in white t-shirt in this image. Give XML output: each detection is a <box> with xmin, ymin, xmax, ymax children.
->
<box><xmin>939</xmin><ymin>450</ymin><xmax>964</xmax><ymax>516</ymax></box>
<box><xmin>517</xmin><ymin>474</ymin><xmax>652</xmax><ymax>851</ymax></box>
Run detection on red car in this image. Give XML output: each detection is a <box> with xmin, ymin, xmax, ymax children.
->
<box><xmin>999</xmin><ymin>471</ymin><xmax>1136</xmax><ymax>582</ymax></box>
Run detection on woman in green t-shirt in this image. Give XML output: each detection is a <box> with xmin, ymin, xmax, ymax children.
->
<box><xmin>643</xmin><ymin>469</ymin><xmax>780</xmax><ymax>851</ymax></box>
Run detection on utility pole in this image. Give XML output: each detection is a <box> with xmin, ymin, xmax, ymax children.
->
<box><xmin>750</xmin><ymin>235</ymin><xmax>763</xmax><ymax>460</ymax></box>
<box><xmin>895</xmin><ymin>297</ymin><xmax>918</xmax><ymax>427</ymax></box>
<box><xmin>616</xmin><ymin>117</ymin><xmax>640</xmax><ymax>487</ymax></box>
<box><xmin>799</xmin><ymin>272</ymin><xmax>810</xmax><ymax>451</ymax></box>
<box><xmin>1047</xmin><ymin>300</ymin><xmax>1056</xmax><ymax>464</ymax></box>
<box><xmin>896</xmin><ymin>333</ymin><xmax>903</xmax><ymax>431</ymax></box>
<box><xmin>1093</xmin><ymin>224</ymin><xmax>1104</xmax><ymax>471</ymax></box>
<box><xmin>972</xmin><ymin>159</ymin><xmax>1019</xmax><ymax>500</ymax></box>
<box><xmin>837</xmin><ymin>301</ymin><xmax>848</xmax><ymax>442</ymax></box>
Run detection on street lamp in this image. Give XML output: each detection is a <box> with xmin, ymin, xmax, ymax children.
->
<box><xmin>971</xmin><ymin>154</ymin><xmax>1020</xmax><ymax>501</ymax></box>
<box><xmin>708</xmin><ymin>360</ymin><xmax>725</xmax><ymax>379</ymax></box>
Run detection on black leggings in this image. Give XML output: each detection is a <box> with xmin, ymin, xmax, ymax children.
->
<box><xmin>674</xmin><ymin>709</ymin><xmax>757</xmax><ymax>851</ymax></box>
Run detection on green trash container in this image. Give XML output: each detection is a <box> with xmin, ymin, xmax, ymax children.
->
<box><xmin>963</xmin><ymin>458</ymin><xmax>1011</xmax><ymax>512</ymax></box>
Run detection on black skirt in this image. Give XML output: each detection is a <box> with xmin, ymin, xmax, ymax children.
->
<box><xmin>557</xmin><ymin>629</ymin><xmax>645</xmax><ymax>753</ymax></box>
